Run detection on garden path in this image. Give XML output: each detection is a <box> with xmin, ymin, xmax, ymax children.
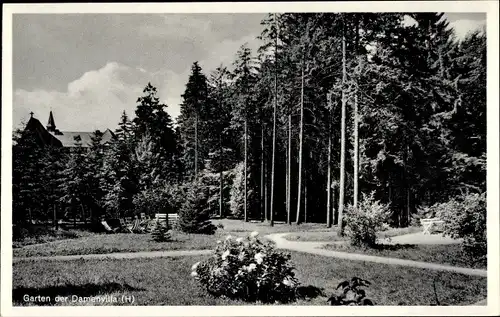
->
<box><xmin>13</xmin><ymin>232</ymin><xmax>486</xmax><ymax>278</ymax></box>
<box><xmin>264</xmin><ymin>233</ymin><xmax>487</xmax><ymax>277</ymax></box>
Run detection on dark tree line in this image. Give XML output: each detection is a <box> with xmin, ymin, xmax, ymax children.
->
<box><xmin>13</xmin><ymin>13</ymin><xmax>486</xmax><ymax>229</ymax></box>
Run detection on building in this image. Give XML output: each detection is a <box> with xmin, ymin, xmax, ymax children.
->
<box><xmin>22</xmin><ymin>111</ymin><xmax>115</xmax><ymax>149</ymax></box>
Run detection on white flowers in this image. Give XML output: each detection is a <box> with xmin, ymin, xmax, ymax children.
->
<box><xmin>216</xmin><ymin>240</ymin><xmax>222</xmax><ymax>244</ymax></box>
<box><xmin>225</xmin><ymin>235</ymin><xmax>233</xmax><ymax>241</ymax></box>
<box><xmin>254</xmin><ymin>252</ymin><xmax>265</xmax><ymax>264</ymax></box>
<box><xmin>191</xmin><ymin>261</ymin><xmax>200</xmax><ymax>271</ymax></box>
<box><xmin>282</xmin><ymin>277</ymin><xmax>293</xmax><ymax>286</ymax></box>
<box><xmin>250</xmin><ymin>231</ymin><xmax>259</xmax><ymax>238</ymax></box>
<box><xmin>221</xmin><ymin>250</ymin><xmax>231</xmax><ymax>260</ymax></box>
<box><xmin>191</xmin><ymin>271</ymin><xmax>198</xmax><ymax>277</ymax></box>
<box><xmin>236</xmin><ymin>237</ymin><xmax>244</xmax><ymax>243</ymax></box>
<box><xmin>247</xmin><ymin>263</ymin><xmax>257</xmax><ymax>272</ymax></box>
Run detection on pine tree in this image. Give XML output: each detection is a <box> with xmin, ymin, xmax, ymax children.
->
<box><xmin>177</xmin><ymin>180</ymin><xmax>216</xmax><ymax>234</ymax></box>
<box><xmin>232</xmin><ymin>44</ymin><xmax>260</xmax><ymax>222</ymax></box>
<box><xmin>134</xmin><ymin>83</ymin><xmax>178</xmax><ymax>180</ymax></box>
<box><xmin>178</xmin><ymin>62</ymin><xmax>211</xmax><ymax>179</ymax></box>
<box><xmin>151</xmin><ymin>220</ymin><xmax>172</xmax><ymax>242</ymax></box>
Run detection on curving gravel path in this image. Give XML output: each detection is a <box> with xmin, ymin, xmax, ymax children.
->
<box><xmin>264</xmin><ymin>233</ymin><xmax>487</xmax><ymax>277</ymax></box>
<box><xmin>13</xmin><ymin>232</ymin><xmax>487</xmax><ymax>279</ymax></box>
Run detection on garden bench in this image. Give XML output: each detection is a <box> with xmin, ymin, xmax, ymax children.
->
<box><xmin>420</xmin><ymin>218</ymin><xmax>445</xmax><ymax>235</ymax></box>
<box><xmin>155</xmin><ymin>213</ymin><xmax>179</xmax><ymax>227</ymax></box>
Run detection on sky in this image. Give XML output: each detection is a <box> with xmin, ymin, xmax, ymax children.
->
<box><xmin>12</xmin><ymin>12</ymin><xmax>486</xmax><ymax>132</ymax></box>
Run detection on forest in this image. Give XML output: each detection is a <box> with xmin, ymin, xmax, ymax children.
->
<box><xmin>13</xmin><ymin>13</ymin><xmax>486</xmax><ymax>230</ymax></box>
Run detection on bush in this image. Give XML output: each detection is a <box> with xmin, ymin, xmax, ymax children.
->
<box><xmin>436</xmin><ymin>193</ymin><xmax>486</xmax><ymax>260</ymax></box>
<box><xmin>228</xmin><ymin>162</ymin><xmax>259</xmax><ymax>219</ymax></box>
<box><xmin>344</xmin><ymin>192</ymin><xmax>391</xmax><ymax>248</ymax></box>
<box><xmin>133</xmin><ymin>183</ymin><xmax>178</xmax><ymax>217</ymax></box>
<box><xmin>229</xmin><ymin>162</ymin><xmax>245</xmax><ymax>219</ymax></box>
<box><xmin>190</xmin><ymin>232</ymin><xmax>299</xmax><ymax>303</ymax></box>
<box><xmin>177</xmin><ymin>180</ymin><xmax>217</xmax><ymax>235</ymax></box>
<box><xmin>327</xmin><ymin>277</ymin><xmax>375</xmax><ymax>306</ymax></box>
<box><xmin>150</xmin><ymin>220</ymin><xmax>172</xmax><ymax>242</ymax></box>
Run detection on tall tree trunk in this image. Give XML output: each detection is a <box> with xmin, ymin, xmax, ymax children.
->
<box><xmin>53</xmin><ymin>204</ymin><xmax>58</xmax><ymax>230</ymax></box>
<box><xmin>337</xmin><ymin>18</ymin><xmax>347</xmax><ymax>235</ymax></box>
<box><xmin>407</xmin><ymin>188</ymin><xmax>411</xmax><ymax>227</ymax></box>
<box><xmin>332</xmin><ymin>183</ymin><xmax>337</xmax><ymax>225</ymax></box>
<box><xmin>261</xmin><ymin>124</ymin><xmax>265</xmax><ymax>221</ymax></box>
<box><xmin>287</xmin><ymin>113</ymin><xmax>292</xmax><ymax>224</ymax></box>
<box><xmin>270</xmin><ymin>13</ymin><xmax>278</xmax><ymax>227</ymax></box>
<box><xmin>265</xmin><ymin>161</ymin><xmax>269</xmax><ymax>221</ymax></box>
<box><xmin>353</xmin><ymin>91</ymin><xmax>359</xmax><ymax>209</ymax></box>
<box><xmin>195</xmin><ymin>113</ymin><xmax>199</xmax><ymax>178</ymax></box>
<box><xmin>219</xmin><ymin>134</ymin><xmax>224</xmax><ymax>218</ymax></box>
<box><xmin>304</xmin><ymin>170</ymin><xmax>308</xmax><ymax>223</ymax></box>
<box><xmin>81</xmin><ymin>203</ymin><xmax>86</xmax><ymax>225</ymax></box>
<box><xmin>353</xmin><ymin>18</ymin><xmax>360</xmax><ymax>210</ymax></box>
<box><xmin>295</xmin><ymin>61</ymin><xmax>305</xmax><ymax>225</ymax></box>
<box><xmin>326</xmin><ymin>121</ymin><xmax>332</xmax><ymax>228</ymax></box>
<box><xmin>244</xmin><ymin>119</ymin><xmax>248</xmax><ymax>222</ymax></box>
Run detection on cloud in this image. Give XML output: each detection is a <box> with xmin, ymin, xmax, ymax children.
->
<box><xmin>13</xmin><ymin>62</ymin><xmax>183</xmax><ymax>132</ymax></box>
<box><xmin>199</xmin><ymin>34</ymin><xmax>262</xmax><ymax>73</ymax></box>
<box><xmin>449</xmin><ymin>19</ymin><xmax>486</xmax><ymax>40</ymax></box>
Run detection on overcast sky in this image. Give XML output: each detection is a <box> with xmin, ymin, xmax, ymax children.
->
<box><xmin>12</xmin><ymin>13</ymin><xmax>486</xmax><ymax>132</ymax></box>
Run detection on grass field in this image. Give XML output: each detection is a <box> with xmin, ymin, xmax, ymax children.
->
<box><xmin>12</xmin><ymin>251</ymin><xmax>486</xmax><ymax>306</ymax></box>
<box><xmin>323</xmin><ymin>243</ymin><xmax>486</xmax><ymax>269</ymax></box>
<box><xmin>283</xmin><ymin>226</ymin><xmax>422</xmax><ymax>242</ymax></box>
<box><xmin>13</xmin><ymin>219</ymin><xmax>330</xmax><ymax>258</ymax></box>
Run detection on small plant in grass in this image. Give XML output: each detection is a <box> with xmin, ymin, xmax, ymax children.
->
<box><xmin>190</xmin><ymin>231</ymin><xmax>299</xmax><ymax>303</ymax></box>
<box><xmin>327</xmin><ymin>277</ymin><xmax>375</xmax><ymax>306</ymax></box>
<box><xmin>151</xmin><ymin>221</ymin><xmax>171</xmax><ymax>242</ymax></box>
<box><xmin>178</xmin><ymin>180</ymin><xmax>217</xmax><ymax>235</ymax></box>
<box><xmin>344</xmin><ymin>192</ymin><xmax>391</xmax><ymax>248</ymax></box>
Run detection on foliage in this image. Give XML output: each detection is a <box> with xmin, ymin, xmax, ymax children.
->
<box><xmin>134</xmin><ymin>83</ymin><xmax>178</xmax><ymax>180</ymax></box>
<box><xmin>177</xmin><ymin>181</ymin><xmax>217</xmax><ymax>234</ymax></box>
<box><xmin>12</xmin><ymin>13</ymin><xmax>486</xmax><ymax>231</ymax></box>
<box><xmin>436</xmin><ymin>193</ymin><xmax>486</xmax><ymax>261</ymax></box>
<box><xmin>133</xmin><ymin>185</ymin><xmax>170</xmax><ymax>218</ymax></box>
<box><xmin>344</xmin><ymin>192</ymin><xmax>391</xmax><ymax>247</ymax></box>
<box><xmin>327</xmin><ymin>277</ymin><xmax>375</xmax><ymax>306</ymax></box>
<box><xmin>150</xmin><ymin>221</ymin><xmax>172</xmax><ymax>242</ymax></box>
<box><xmin>191</xmin><ymin>232</ymin><xmax>299</xmax><ymax>303</ymax></box>
<box><xmin>229</xmin><ymin>162</ymin><xmax>245</xmax><ymax>219</ymax></box>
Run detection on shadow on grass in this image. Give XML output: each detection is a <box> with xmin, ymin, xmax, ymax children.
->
<box><xmin>372</xmin><ymin>243</ymin><xmax>418</xmax><ymax>251</ymax></box>
<box><xmin>296</xmin><ymin>285</ymin><xmax>325</xmax><ymax>300</ymax></box>
<box><xmin>13</xmin><ymin>282</ymin><xmax>145</xmax><ymax>306</ymax></box>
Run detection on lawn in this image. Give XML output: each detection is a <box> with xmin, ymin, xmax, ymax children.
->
<box><xmin>283</xmin><ymin>226</ymin><xmax>422</xmax><ymax>242</ymax></box>
<box><xmin>14</xmin><ymin>231</ymin><xmax>220</xmax><ymax>258</ymax></box>
<box><xmin>323</xmin><ymin>243</ymin><xmax>486</xmax><ymax>269</ymax></box>
<box><xmin>13</xmin><ymin>219</ymin><xmax>329</xmax><ymax>258</ymax></box>
<box><xmin>12</xmin><ymin>251</ymin><xmax>486</xmax><ymax>306</ymax></box>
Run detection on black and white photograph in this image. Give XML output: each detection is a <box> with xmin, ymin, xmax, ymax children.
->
<box><xmin>1</xmin><ymin>2</ymin><xmax>499</xmax><ymax>316</ymax></box>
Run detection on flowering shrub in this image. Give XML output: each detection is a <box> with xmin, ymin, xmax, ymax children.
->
<box><xmin>190</xmin><ymin>231</ymin><xmax>299</xmax><ymax>303</ymax></box>
<box><xmin>344</xmin><ymin>192</ymin><xmax>391</xmax><ymax>247</ymax></box>
<box><xmin>436</xmin><ymin>193</ymin><xmax>486</xmax><ymax>261</ymax></box>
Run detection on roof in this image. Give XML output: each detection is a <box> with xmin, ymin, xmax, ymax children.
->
<box><xmin>23</xmin><ymin>117</ymin><xmax>63</xmax><ymax>147</ymax></box>
<box><xmin>50</xmin><ymin>129</ymin><xmax>115</xmax><ymax>147</ymax></box>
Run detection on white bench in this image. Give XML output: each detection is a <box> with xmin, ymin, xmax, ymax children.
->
<box><xmin>420</xmin><ymin>218</ymin><xmax>444</xmax><ymax>235</ymax></box>
<box><xmin>155</xmin><ymin>213</ymin><xmax>179</xmax><ymax>227</ymax></box>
